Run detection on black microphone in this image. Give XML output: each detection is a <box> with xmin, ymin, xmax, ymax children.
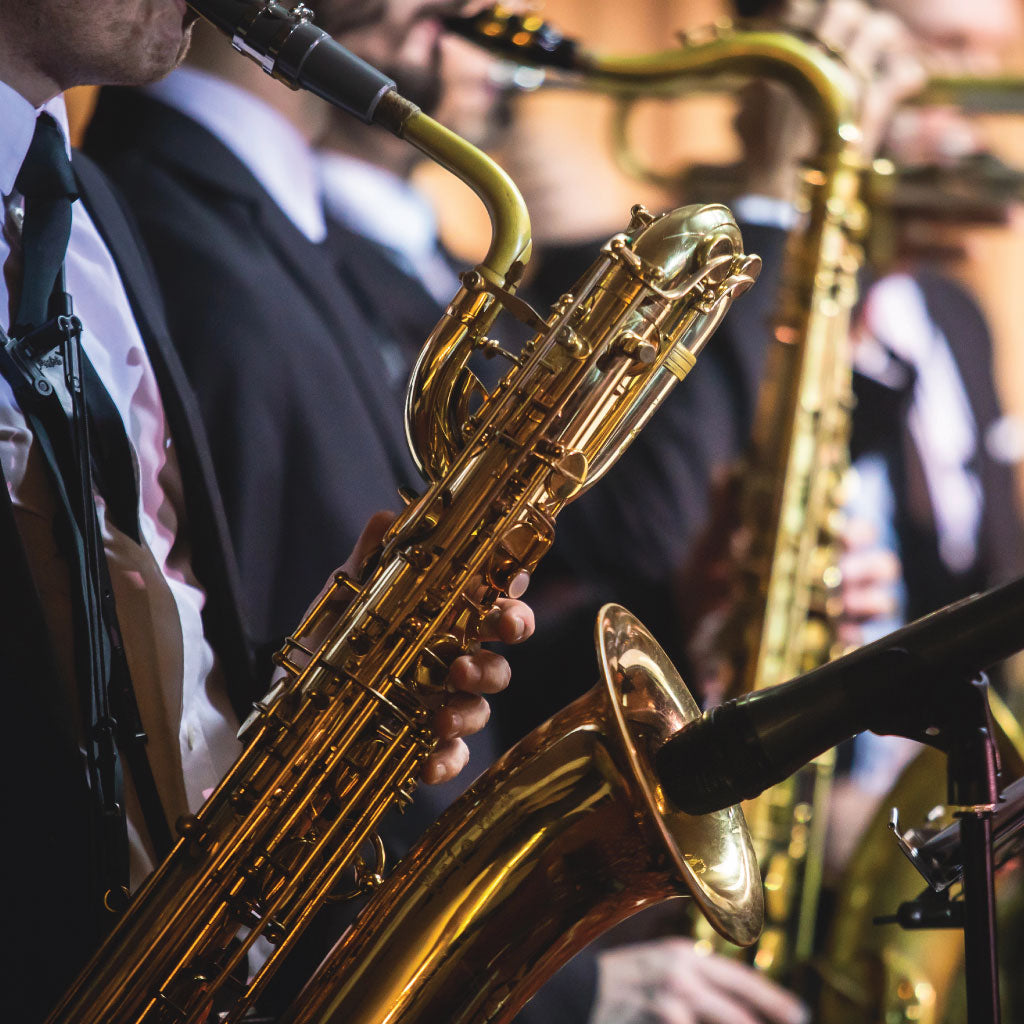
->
<box><xmin>655</xmin><ymin>575</ymin><xmax>1024</xmax><ymax>815</ymax></box>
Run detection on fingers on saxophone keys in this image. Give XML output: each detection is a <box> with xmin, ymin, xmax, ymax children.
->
<box><xmin>479</xmin><ymin>596</ymin><xmax>536</xmax><ymax>645</ymax></box>
<box><xmin>447</xmin><ymin>649</ymin><xmax>512</xmax><ymax>694</ymax></box>
<box><xmin>435</xmin><ymin>692</ymin><xmax>491</xmax><ymax>742</ymax></box>
<box><xmin>422</xmin><ymin>737</ymin><xmax>471</xmax><ymax>786</ymax></box>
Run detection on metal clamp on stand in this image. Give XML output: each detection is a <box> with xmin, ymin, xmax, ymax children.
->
<box><xmin>2</xmin><ymin>310</ymin><xmax>82</xmax><ymax>400</ymax></box>
<box><xmin>879</xmin><ymin>671</ymin><xmax>1003</xmax><ymax>1024</ymax></box>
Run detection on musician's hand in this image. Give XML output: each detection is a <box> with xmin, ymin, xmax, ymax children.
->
<box><xmin>339</xmin><ymin>511</ymin><xmax>535</xmax><ymax>786</ymax></box>
<box><xmin>424</xmin><ymin>595</ymin><xmax>534</xmax><ymax>784</ymax></box>
<box><xmin>591</xmin><ymin>939</ymin><xmax>809</xmax><ymax>1024</ymax></box>
<box><xmin>835</xmin><ymin>518</ymin><xmax>902</xmax><ymax>648</ymax></box>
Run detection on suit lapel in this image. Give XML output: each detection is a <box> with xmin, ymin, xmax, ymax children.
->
<box><xmin>326</xmin><ymin>218</ymin><xmax>446</xmax><ymax>358</ymax></box>
<box><xmin>71</xmin><ymin>149</ymin><xmax>258</xmax><ymax>706</ymax></box>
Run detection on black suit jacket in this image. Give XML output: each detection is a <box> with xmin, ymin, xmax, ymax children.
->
<box><xmin>1</xmin><ymin>152</ymin><xmax>257</xmax><ymax>1023</ymax></box>
<box><xmin>86</xmin><ymin>89</ymin><xmax>420</xmax><ymax>648</ymax></box>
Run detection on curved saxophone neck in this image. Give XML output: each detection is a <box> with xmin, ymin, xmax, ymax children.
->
<box><xmin>373</xmin><ymin>92</ymin><xmax>531</xmax><ymax>286</ymax></box>
<box><xmin>447</xmin><ymin>9</ymin><xmax>862</xmax><ymax>165</ymax></box>
<box><xmin>578</xmin><ymin>32</ymin><xmax>861</xmax><ymax>159</ymax></box>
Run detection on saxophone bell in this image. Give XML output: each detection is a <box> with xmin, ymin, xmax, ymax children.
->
<box><xmin>284</xmin><ymin>605</ymin><xmax>762</xmax><ymax>1024</ymax></box>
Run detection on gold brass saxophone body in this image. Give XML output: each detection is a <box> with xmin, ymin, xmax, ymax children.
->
<box><xmin>48</xmin><ymin>4</ymin><xmax>763</xmax><ymax>1023</ymax></box>
<box><xmin>446</xmin><ymin>7</ymin><xmax>865</xmax><ymax>980</ymax></box>
<box><xmin>284</xmin><ymin>604</ymin><xmax>763</xmax><ymax>1024</ymax></box>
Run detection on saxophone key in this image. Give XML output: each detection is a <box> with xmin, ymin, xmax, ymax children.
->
<box><xmin>486</xmin><ymin>519</ymin><xmax>554</xmax><ymax>593</ymax></box>
<box><xmin>547</xmin><ymin>450</ymin><xmax>589</xmax><ymax>502</ymax></box>
<box><xmin>397</xmin><ymin>617</ymin><xmax>426</xmax><ymax>641</ymax></box>
<box><xmin>413</xmin><ymin>635</ymin><xmax>466</xmax><ymax>692</ymax></box>
<box><xmin>612</xmin><ymin>328</ymin><xmax>660</xmax><ymax>367</ymax></box>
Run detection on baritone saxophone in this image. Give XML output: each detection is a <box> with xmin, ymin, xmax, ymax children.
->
<box><xmin>47</xmin><ymin>3</ymin><xmax>763</xmax><ymax>1023</ymax></box>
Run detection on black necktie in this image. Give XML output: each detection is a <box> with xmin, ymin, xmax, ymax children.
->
<box><xmin>1</xmin><ymin>115</ymin><xmax>170</xmax><ymax>905</ymax></box>
<box><xmin>13</xmin><ymin>112</ymin><xmax>79</xmax><ymax>334</ymax></box>
<box><xmin>8</xmin><ymin>113</ymin><xmax>141</xmax><ymax>541</ymax></box>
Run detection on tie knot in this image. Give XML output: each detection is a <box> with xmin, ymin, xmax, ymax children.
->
<box><xmin>15</xmin><ymin>113</ymin><xmax>79</xmax><ymax>202</ymax></box>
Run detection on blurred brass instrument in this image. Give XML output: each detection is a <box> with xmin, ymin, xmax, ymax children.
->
<box><xmin>917</xmin><ymin>75</ymin><xmax>1024</xmax><ymax>112</ymax></box>
<box><xmin>630</xmin><ymin>76</ymin><xmax>1024</xmax><ymax>223</ymax></box>
<box><xmin>450</xmin><ymin>9</ymin><xmax>1024</xmax><ymax>1022</ymax></box>
<box><xmin>469</xmin><ymin>10</ymin><xmax>1024</xmax><ymax>229</ymax></box>
<box><xmin>47</xmin><ymin>3</ymin><xmax>764</xmax><ymax>1023</ymax></box>
<box><xmin>447</xmin><ymin>4</ymin><xmax>865</xmax><ymax>979</ymax></box>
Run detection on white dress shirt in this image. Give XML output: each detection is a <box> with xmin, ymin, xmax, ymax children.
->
<box><xmin>145</xmin><ymin>67</ymin><xmax>327</xmax><ymax>244</ymax></box>
<box><xmin>855</xmin><ymin>273</ymin><xmax>984</xmax><ymax>574</ymax></box>
<box><xmin>318</xmin><ymin>151</ymin><xmax>462</xmax><ymax>304</ymax></box>
<box><xmin>0</xmin><ymin>80</ymin><xmax>241</xmax><ymax>888</ymax></box>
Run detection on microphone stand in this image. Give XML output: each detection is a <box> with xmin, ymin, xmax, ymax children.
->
<box><xmin>939</xmin><ymin>674</ymin><xmax>1001</xmax><ymax>1024</ymax></box>
<box><xmin>656</xmin><ymin>574</ymin><xmax>1024</xmax><ymax>1024</ymax></box>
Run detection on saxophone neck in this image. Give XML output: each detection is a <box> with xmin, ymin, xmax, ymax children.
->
<box><xmin>187</xmin><ymin>0</ymin><xmax>531</xmax><ymax>288</ymax></box>
<box><xmin>376</xmin><ymin>94</ymin><xmax>532</xmax><ymax>286</ymax></box>
<box><xmin>447</xmin><ymin>9</ymin><xmax>864</xmax><ymax>166</ymax></box>
<box><xmin>579</xmin><ymin>31</ymin><xmax>862</xmax><ymax>157</ymax></box>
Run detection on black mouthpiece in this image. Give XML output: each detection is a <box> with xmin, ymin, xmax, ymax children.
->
<box><xmin>187</xmin><ymin>0</ymin><xmax>396</xmax><ymax>123</ymax></box>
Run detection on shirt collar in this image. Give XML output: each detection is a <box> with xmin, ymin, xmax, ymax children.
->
<box><xmin>0</xmin><ymin>80</ymin><xmax>71</xmax><ymax>197</ymax></box>
<box><xmin>144</xmin><ymin>67</ymin><xmax>326</xmax><ymax>243</ymax></box>
<box><xmin>318</xmin><ymin>151</ymin><xmax>439</xmax><ymax>264</ymax></box>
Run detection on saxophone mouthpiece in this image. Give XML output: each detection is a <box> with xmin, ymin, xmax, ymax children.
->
<box><xmin>186</xmin><ymin>0</ymin><xmax>397</xmax><ymax>123</ymax></box>
<box><xmin>442</xmin><ymin>5</ymin><xmax>582</xmax><ymax>71</ymax></box>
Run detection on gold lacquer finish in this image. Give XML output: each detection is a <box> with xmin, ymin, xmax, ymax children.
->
<box><xmin>284</xmin><ymin>605</ymin><xmax>761</xmax><ymax>1024</ymax></box>
<box><xmin>47</xmin><ymin>4</ymin><xmax>763</xmax><ymax>1021</ymax></box>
